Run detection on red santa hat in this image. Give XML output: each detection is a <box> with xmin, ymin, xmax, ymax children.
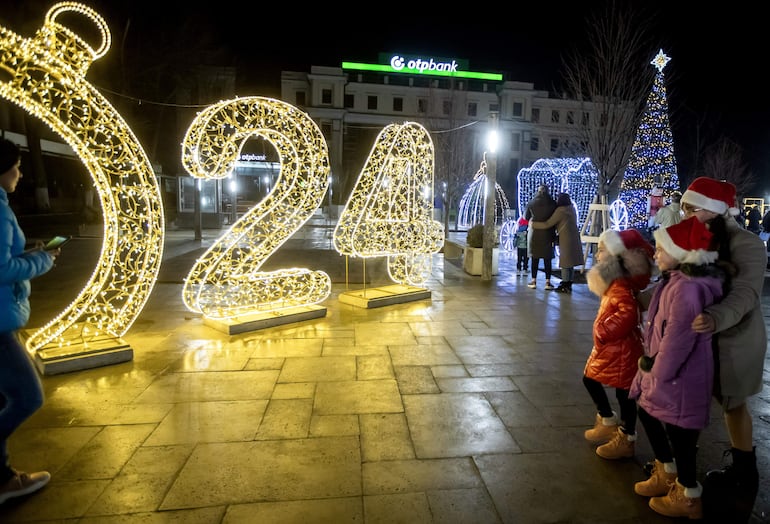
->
<box><xmin>600</xmin><ymin>228</ymin><xmax>654</xmax><ymax>259</ymax></box>
<box><xmin>654</xmin><ymin>216</ymin><xmax>717</xmax><ymax>265</ymax></box>
<box><xmin>517</xmin><ymin>217</ymin><xmax>529</xmax><ymax>227</ymax></box>
<box><xmin>681</xmin><ymin>177</ymin><xmax>739</xmax><ymax>216</ymax></box>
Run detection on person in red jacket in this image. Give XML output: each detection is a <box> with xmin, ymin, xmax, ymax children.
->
<box><xmin>582</xmin><ymin>228</ymin><xmax>654</xmax><ymax>460</ymax></box>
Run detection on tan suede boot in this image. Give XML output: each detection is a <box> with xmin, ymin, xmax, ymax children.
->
<box><xmin>596</xmin><ymin>428</ymin><xmax>635</xmax><ymax>459</ymax></box>
<box><xmin>584</xmin><ymin>412</ymin><xmax>618</xmax><ymax>444</ymax></box>
<box><xmin>649</xmin><ymin>479</ymin><xmax>703</xmax><ymax>520</ymax></box>
<box><xmin>634</xmin><ymin>459</ymin><xmax>677</xmax><ymax>497</ymax></box>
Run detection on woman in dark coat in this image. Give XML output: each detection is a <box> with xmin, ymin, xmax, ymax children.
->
<box><xmin>530</xmin><ymin>192</ymin><xmax>584</xmax><ymax>293</ymax></box>
<box><xmin>524</xmin><ymin>185</ymin><xmax>557</xmax><ymax>289</ymax></box>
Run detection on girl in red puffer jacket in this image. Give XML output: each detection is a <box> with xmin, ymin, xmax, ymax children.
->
<box><xmin>582</xmin><ymin>228</ymin><xmax>654</xmax><ymax>461</ymax></box>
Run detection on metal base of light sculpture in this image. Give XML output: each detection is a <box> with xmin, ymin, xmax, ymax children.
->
<box><xmin>21</xmin><ymin>325</ymin><xmax>133</xmax><ymax>376</ymax></box>
<box><xmin>203</xmin><ymin>305</ymin><xmax>327</xmax><ymax>335</ymax></box>
<box><xmin>338</xmin><ymin>285</ymin><xmax>430</xmax><ymax>309</ymax></box>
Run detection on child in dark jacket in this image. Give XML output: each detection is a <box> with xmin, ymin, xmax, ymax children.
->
<box><xmin>583</xmin><ymin>229</ymin><xmax>654</xmax><ymax>460</ymax></box>
<box><xmin>630</xmin><ymin>216</ymin><xmax>726</xmax><ymax>520</ymax></box>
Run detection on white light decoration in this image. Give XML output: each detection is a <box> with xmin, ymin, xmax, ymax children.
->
<box><xmin>0</xmin><ymin>3</ymin><xmax>164</xmax><ymax>351</ymax></box>
<box><xmin>516</xmin><ymin>157</ymin><xmax>598</xmax><ymax>229</ymax></box>
<box><xmin>457</xmin><ymin>155</ymin><xmax>511</xmax><ymax>230</ymax></box>
<box><xmin>333</xmin><ymin>122</ymin><xmax>443</xmax><ymax>286</ymax></box>
<box><xmin>181</xmin><ymin>96</ymin><xmax>331</xmax><ymax>319</ymax></box>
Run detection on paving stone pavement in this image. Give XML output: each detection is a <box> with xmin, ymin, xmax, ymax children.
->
<box><xmin>1</xmin><ymin>224</ymin><xmax>768</xmax><ymax>523</ymax></box>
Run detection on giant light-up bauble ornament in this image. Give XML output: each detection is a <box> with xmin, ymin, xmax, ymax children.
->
<box><xmin>0</xmin><ymin>2</ymin><xmax>164</xmax><ymax>350</ymax></box>
<box><xmin>181</xmin><ymin>97</ymin><xmax>331</xmax><ymax>319</ymax></box>
<box><xmin>333</xmin><ymin>122</ymin><xmax>443</xmax><ymax>286</ymax></box>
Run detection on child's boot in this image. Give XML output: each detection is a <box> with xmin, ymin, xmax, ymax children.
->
<box><xmin>649</xmin><ymin>479</ymin><xmax>703</xmax><ymax>520</ymax></box>
<box><xmin>596</xmin><ymin>427</ymin><xmax>635</xmax><ymax>459</ymax></box>
<box><xmin>634</xmin><ymin>459</ymin><xmax>677</xmax><ymax>497</ymax></box>
<box><xmin>584</xmin><ymin>412</ymin><xmax>618</xmax><ymax>444</ymax></box>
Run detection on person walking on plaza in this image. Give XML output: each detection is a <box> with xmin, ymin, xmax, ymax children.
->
<box><xmin>524</xmin><ymin>184</ymin><xmax>557</xmax><ymax>289</ymax></box>
<box><xmin>0</xmin><ymin>138</ymin><xmax>58</xmax><ymax>504</ymax></box>
<box><xmin>652</xmin><ymin>191</ymin><xmax>683</xmax><ymax>230</ymax></box>
<box><xmin>630</xmin><ymin>216</ymin><xmax>725</xmax><ymax>520</ymax></box>
<box><xmin>513</xmin><ymin>216</ymin><xmax>529</xmax><ymax>275</ymax></box>
<box><xmin>582</xmin><ymin>228</ymin><xmax>654</xmax><ymax>459</ymax></box>
<box><xmin>678</xmin><ymin>177</ymin><xmax>765</xmax><ymax>520</ymax></box>
<box><xmin>529</xmin><ymin>192</ymin><xmax>583</xmax><ymax>293</ymax></box>
<box><xmin>745</xmin><ymin>205</ymin><xmax>761</xmax><ymax>234</ymax></box>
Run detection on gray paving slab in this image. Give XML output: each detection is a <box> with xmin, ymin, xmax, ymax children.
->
<box><xmin>1</xmin><ymin>224</ymin><xmax>768</xmax><ymax>523</ymax></box>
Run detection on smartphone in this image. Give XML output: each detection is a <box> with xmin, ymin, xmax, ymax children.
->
<box><xmin>45</xmin><ymin>235</ymin><xmax>71</xmax><ymax>250</ymax></box>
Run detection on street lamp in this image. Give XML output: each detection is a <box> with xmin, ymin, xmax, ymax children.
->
<box><xmin>482</xmin><ymin>112</ymin><xmax>499</xmax><ymax>281</ymax></box>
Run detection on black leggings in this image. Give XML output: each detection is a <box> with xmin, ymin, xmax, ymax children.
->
<box><xmin>582</xmin><ymin>375</ymin><xmax>637</xmax><ymax>434</ymax></box>
<box><xmin>531</xmin><ymin>257</ymin><xmax>552</xmax><ymax>280</ymax></box>
<box><xmin>638</xmin><ymin>406</ymin><xmax>700</xmax><ymax>488</ymax></box>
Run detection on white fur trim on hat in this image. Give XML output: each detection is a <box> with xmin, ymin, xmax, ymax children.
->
<box><xmin>599</xmin><ymin>229</ymin><xmax>625</xmax><ymax>256</ymax></box>
<box><xmin>654</xmin><ymin>227</ymin><xmax>718</xmax><ymax>265</ymax></box>
<box><xmin>681</xmin><ymin>177</ymin><xmax>740</xmax><ymax>216</ymax></box>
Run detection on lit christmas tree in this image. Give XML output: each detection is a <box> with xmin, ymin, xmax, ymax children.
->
<box><xmin>618</xmin><ymin>49</ymin><xmax>680</xmax><ymax>230</ymax></box>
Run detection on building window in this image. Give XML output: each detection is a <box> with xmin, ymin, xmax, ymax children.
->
<box><xmin>344</xmin><ymin>94</ymin><xmax>354</xmax><ymax>108</ymax></box>
<box><xmin>513</xmin><ymin>102</ymin><xmax>523</xmax><ymax>117</ymax></box>
<box><xmin>417</xmin><ymin>98</ymin><xmax>427</xmax><ymax>113</ymax></box>
<box><xmin>531</xmin><ymin>108</ymin><xmax>540</xmax><ymax>123</ymax></box>
<box><xmin>530</xmin><ymin>136</ymin><xmax>539</xmax><ymax>151</ymax></box>
<box><xmin>322</xmin><ymin>88</ymin><xmax>332</xmax><ymax>104</ymax></box>
<box><xmin>368</xmin><ymin>95</ymin><xmax>378</xmax><ymax>110</ymax></box>
<box><xmin>295</xmin><ymin>91</ymin><xmax>306</xmax><ymax>106</ymax></box>
<box><xmin>510</xmin><ymin>132</ymin><xmax>521</xmax><ymax>152</ymax></box>
<box><xmin>550</xmin><ymin>138</ymin><xmax>559</xmax><ymax>152</ymax></box>
<box><xmin>489</xmin><ymin>103</ymin><xmax>499</xmax><ymax>112</ymax></box>
<box><xmin>551</xmin><ymin>110</ymin><xmax>560</xmax><ymax>123</ymax></box>
<box><xmin>393</xmin><ymin>97</ymin><xmax>403</xmax><ymax>112</ymax></box>
<box><xmin>582</xmin><ymin>112</ymin><xmax>590</xmax><ymax>126</ymax></box>
<box><xmin>567</xmin><ymin>111</ymin><xmax>574</xmax><ymax>124</ymax></box>
<box><xmin>443</xmin><ymin>100</ymin><xmax>452</xmax><ymax>115</ymax></box>
<box><xmin>467</xmin><ymin>102</ymin><xmax>477</xmax><ymax>117</ymax></box>
<box><xmin>321</xmin><ymin>122</ymin><xmax>332</xmax><ymax>140</ymax></box>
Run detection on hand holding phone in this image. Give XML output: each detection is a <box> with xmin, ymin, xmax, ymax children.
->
<box><xmin>45</xmin><ymin>235</ymin><xmax>71</xmax><ymax>250</ymax></box>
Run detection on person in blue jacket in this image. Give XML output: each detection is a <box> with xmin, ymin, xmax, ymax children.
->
<box><xmin>630</xmin><ymin>216</ymin><xmax>726</xmax><ymax>520</ymax></box>
<box><xmin>0</xmin><ymin>138</ymin><xmax>59</xmax><ymax>504</ymax></box>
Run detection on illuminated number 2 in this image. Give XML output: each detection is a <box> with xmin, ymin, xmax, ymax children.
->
<box><xmin>181</xmin><ymin>97</ymin><xmax>331</xmax><ymax>319</ymax></box>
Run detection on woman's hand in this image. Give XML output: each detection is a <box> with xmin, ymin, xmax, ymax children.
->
<box><xmin>691</xmin><ymin>312</ymin><xmax>716</xmax><ymax>333</ymax></box>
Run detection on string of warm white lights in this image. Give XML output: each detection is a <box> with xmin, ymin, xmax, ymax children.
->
<box><xmin>0</xmin><ymin>2</ymin><xmax>165</xmax><ymax>350</ymax></box>
<box><xmin>333</xmin><ymin>122</ymin><xmax>443</xmax><ymax>286</ymax></box>
<box><xmin>181</xmin><ymin>96</ymin><xmax>331</xmax><ymax>319</ymax></box>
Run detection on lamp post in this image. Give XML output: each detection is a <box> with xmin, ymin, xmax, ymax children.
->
<box><xmin>482</xmin><ymin>112</ymin><xmax>498</xmax><ymax>281</ymax></box>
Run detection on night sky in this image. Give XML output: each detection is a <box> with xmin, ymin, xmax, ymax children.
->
<box><xmin>2</xmin><ymin>0</ymin><xmax>768</xmax><ymax>194</ymax></box>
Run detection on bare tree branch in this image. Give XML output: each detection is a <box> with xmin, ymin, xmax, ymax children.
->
<box><xmin>699</xmin><ymin>136</ymin><xmax>758</xmax><ymax>199</ymax></box>
<box><xmin>559</xmin><ymin>1</ymin><xmax>657</xmax><ymax>198</ymax></box>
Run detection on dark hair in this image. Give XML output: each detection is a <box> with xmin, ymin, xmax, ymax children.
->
<box><xmin>0</xmin><ymin>137</ymin><xmax>21</xmax><ymax>174</ymax></box>
<box><xmin>556</xmin><ymin>192</ymin><xmax>571</xmax><ymax>207</ymax></box>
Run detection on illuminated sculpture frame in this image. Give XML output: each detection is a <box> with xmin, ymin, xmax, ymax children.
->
<box><xmin>0</xmin><ymin>2</ymin><xmax>164</xmax><ymax>351</ymax></box>
<box><xmin>457</xmin><ymin>154</ymin><xmax>511</xmax><ymax>230</ymax></box>
<box><xmin>181</xmin><ymin>96</ymin><xmax>331</xmax><ymax>320</ymax></box>
<box><xmin>333</xmin><ymin>122</ymin><xmax>443</xmax><ymax>286</ymax></box>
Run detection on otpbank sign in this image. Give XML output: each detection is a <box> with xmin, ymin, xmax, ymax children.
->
<box><xmin>341</xmin><ymin>53</ymin><xmax>503</xmax><ymax>81</ymax></box>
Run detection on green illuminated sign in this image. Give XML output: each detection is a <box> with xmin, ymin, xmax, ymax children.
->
<box><xmin>342</xmin><ymin>54</ymin><xmax>503</xmax><ymax>81</ymax></box>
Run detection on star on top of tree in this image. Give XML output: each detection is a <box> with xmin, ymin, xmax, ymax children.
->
<box><xmin>651</xmin><ymin>49</ymin><xmax>671</xmax><ymax>72</ymax></box>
